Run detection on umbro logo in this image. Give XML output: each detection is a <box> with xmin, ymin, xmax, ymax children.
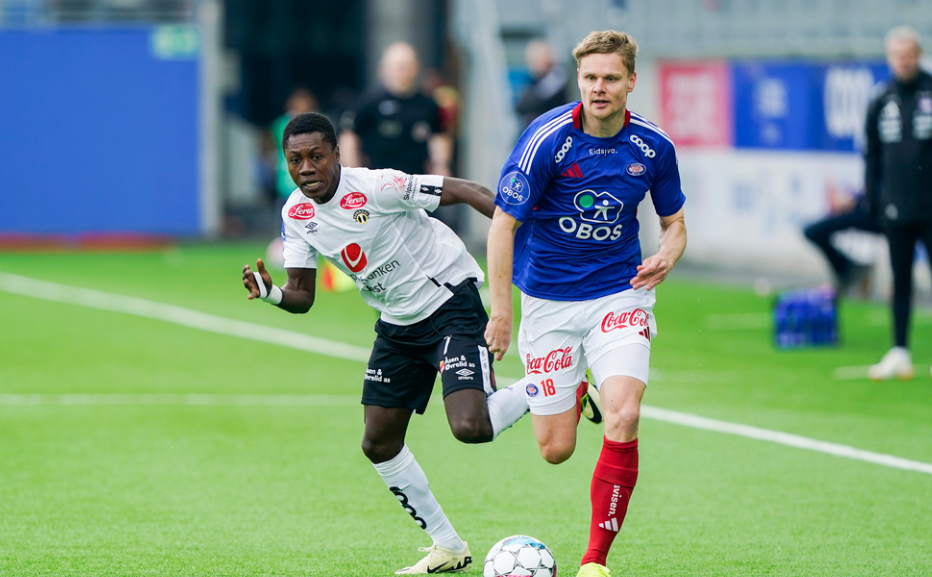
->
<box><xmin>305</xmin><ymin>222</ymin><xmax>318</xmax><ymax>234</ymax></box>
<box><xmin>455</xmin><ymin>368</ymin><xmax>474</xmax><ymax>377</ymax></box>
<box><xmin>639</xmin><ymin>328</ymin><xmax>651</xmax><ymax>342</ymax></box>
<box><xmin>598</xmin><ymin>517</ymin><xmax>620</xmax><ymax>532</ymax></box>
<box><xmin>560</xmin><ymin>163</ymin><xmax>584</xmax><ymax>178</ymax></box>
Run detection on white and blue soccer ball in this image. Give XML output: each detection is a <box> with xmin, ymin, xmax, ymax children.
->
<box><xmin>483</xmin><ymin>535</ymin><xmax>557</xmax><ymax>577</ymax></box>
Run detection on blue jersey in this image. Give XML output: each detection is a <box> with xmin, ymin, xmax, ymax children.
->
<box><xmin>495</xmin><ymin>102</ymin><xmax>686</xmax><ymax>301</ymax></box>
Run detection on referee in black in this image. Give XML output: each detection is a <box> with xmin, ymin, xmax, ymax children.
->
<box><xmin>865</xmin><ymin>25</ymin><xmax>932</xmax><ymax>380</ymax></box>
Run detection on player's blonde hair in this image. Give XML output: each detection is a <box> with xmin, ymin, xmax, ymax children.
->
<box><xmin>571</xmin><ymin>30</ymin><xmax>638</xmax><ymax>75</ymax></box>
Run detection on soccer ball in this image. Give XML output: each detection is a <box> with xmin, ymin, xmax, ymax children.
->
<box><xmin>483</xmin><ymin>535</ymin><xmax>557</xmax><ymax>577</ymax></box>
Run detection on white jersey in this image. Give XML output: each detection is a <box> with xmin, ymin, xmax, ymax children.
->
<box><xmin>281</xmin><ymin>166</ymin><xmax>484</xmax><ymax>326</ymax></box>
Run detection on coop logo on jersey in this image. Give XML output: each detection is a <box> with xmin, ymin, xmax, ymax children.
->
<box><xmin>629</xmin><ymin>134</ymin><xmax>656</xmax><ymax>158</ymax></box>
<box><xmin>499</xmin><ymin>171</ymin><xmax>530</xmax><ymax>205</ymax></box>
<box><xmin>353</xmin><ymin>209</ymin><xmax>370</xmax><ymax>224</ymax></box>
<box><xmin>601</xmin><ymin>309</ymin><xmax>649</xmax><ymax>333</ymax></box>
<box><xmin>288</xmin><ymin>203</ymin><xmax>315</xmax><ymax>220</ymax></box>
<box><xmin>340</xmin><ymin>243</ymin><xmax>368</xmax><ymax>273</ymax></box>
<box><xmin>340</xmin><ymin>192</ymin><xmax>367</xmax><ymax>210</ymax></box>
<box><xmin>526</xmin><ymin>347</ymin><xmax>573</xmax><ymax>375</ymax></box>
<box><xmin>554</xmin><ymin>136</ymin><xmax>573</xmax><ymax>163</ymax></box>
<box><xmin>525</xmin><ymin>382</ymin><xmax>540</xmax><ymax>397</ymax></box>
<box><xmin>626</xmin><ymin>163</ymin><xmax>646</xmax><ymax>176</ymax></box>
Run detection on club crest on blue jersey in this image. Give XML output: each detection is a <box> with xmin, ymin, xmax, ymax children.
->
<box><xmin>626</xmin><ymin>163</ymin><xmax>646</xmax><ymax>176</ymax></box>
<box><xmin>499</xmin><ymin>171</ymin><xmax>531</xmax><ymax>205</ymax></box>
<box><xmin>573</xmin><ymin>190</ymin><xmax>624</xmax><ymax>224</ymax></box>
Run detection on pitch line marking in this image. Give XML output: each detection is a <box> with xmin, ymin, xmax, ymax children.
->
<box><xmin>2</xmin><ymin>271</ymin><xmax>931</xmax><ymax>476</ymax></box>
<box><xmin>0</xmin><ymin>271</ymin><xmax>371</xmax><ymax>363</ymax></box>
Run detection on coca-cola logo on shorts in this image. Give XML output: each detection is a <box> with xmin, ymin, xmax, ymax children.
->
<box><xmin>288</xmin><ymin>203</ymin><xmax>315</xmax><ymax>220</ymax></box>
<box><xmin>601</xmin><ymin>309</ymin><xmax>649</xmax><ymax>333</ymax></box>
<box><xmin>526</xmin><ymin>347</ymin><xmax>573</xmax><ymax>375</ymax></box>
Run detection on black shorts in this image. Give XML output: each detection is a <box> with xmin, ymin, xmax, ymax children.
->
<box><xmin>361</xmin><ymin>280</ymin><xmax>497</xmax><ymax>414</ymax></box>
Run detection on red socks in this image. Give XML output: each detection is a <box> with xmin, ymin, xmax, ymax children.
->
<box><xmin>575</xmin><ymin>380</ymin><xmax>588</xmax><ymax>424</ymax></box>
<box><xmin>581</xmin><ymin>437</ymin><xmax>639</xmax><ymax>566</ymax></box>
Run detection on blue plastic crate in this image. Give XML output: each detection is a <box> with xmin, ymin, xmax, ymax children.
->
<box><xmin>773</xmin><ymin>286</ymin><xmax>839</xmax><ymax>348</ymax></box>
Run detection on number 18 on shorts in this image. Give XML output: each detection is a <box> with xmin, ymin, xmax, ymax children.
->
<box><xmin>519</xmin><ymin>288</ymin><xmax>657</xmax><ymax>416</ymax></box>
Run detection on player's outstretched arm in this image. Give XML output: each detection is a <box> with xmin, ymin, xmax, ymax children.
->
<box><xmin>485</xmin><ymin>208</ymin><xmax>521</xmax><ymax>360</ymax></box>
<box><xmin>439</xmin><ymin>177</ymin><xmax>496</xmax><ymax>218</ymax></box>
<box><xmin>631</xmin><ymin>207</ymin><xmax>686</xmax><ymax>291</ymax></box>
<box><xmin>242</xmin><ymin>258</ymin><xmax>317</xmax><ymax>314</ymax></box>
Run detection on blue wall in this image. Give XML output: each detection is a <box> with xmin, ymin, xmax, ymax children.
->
<box><xmin>0</xmin><ymin>28</ymin><xmax>200</xmax><ymax>235</ymax></box>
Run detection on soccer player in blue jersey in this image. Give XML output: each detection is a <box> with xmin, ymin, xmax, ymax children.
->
<box><xmin>486</xmin><ymin>30</ymin><xmax>687</xmax><ymax>577</ymax></box>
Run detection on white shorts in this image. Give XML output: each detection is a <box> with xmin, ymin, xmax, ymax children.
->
<box><xmin>518</xmin><ymin>287</ymin><xmax>657</xmax><ymax>416</ymax></box>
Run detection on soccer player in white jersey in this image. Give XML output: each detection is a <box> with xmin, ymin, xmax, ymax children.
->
<box><xmin>485</xmin><ymin>31</ymin><xmax>688</xmax><ymax>577</ymax></box>
<box><xmin>242</xmin><ymin>112</ymin><xmax>531</xmax><ymax>575</ymax></box>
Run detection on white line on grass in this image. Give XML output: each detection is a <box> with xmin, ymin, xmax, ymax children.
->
<box><xmin>642</xmin><ymin>406</ymin><xmax>932</xmax><ymax>475</ymax></box>
<box><xmin>0</xmin><ymin>394</ymin><xmax>362</xmax><ymax>406</ymax></box>
<box><xmin>0</xmin><ymin>272</ymin><xmax>370</xmax><ymax>363</ymax></box>
<box><xmin>3</xmin><ymin>271</ymin><xmax>931</xmax><ymax>476</ymax></box>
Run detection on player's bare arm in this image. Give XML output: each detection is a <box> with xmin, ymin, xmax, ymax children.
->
<box><xmin>439</xmin><ymin>177</ymin><xmax>496</xmax><ymax>218</ymax></box>
<box><xmin>336</xmin><ymin>129</ymin><xmax>363</xmax><ymax>167</ymax></box>
<box><xmin>242</xmin><ymin>258</ymin><xmax>317</xmax><ymax>313</ymax></box>
<box><xmin>485</xmin><ymin>208</ymin><xmax>522</xmax><ymax>360</ymax></box>
<box><xmin>428</xmin><ymin>133</ymin><xmax>453</xmax><ymax>176</ymax></box>
<box><xmin>631</xmin><ymin>207</ymin><xmax>687</xmax><ymax>291</ymax></box>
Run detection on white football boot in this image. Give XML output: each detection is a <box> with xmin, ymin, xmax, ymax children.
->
<box><xmin>395</xmin><ymin>542</ymin><xmax>472</xmax><ymax>575</ymax></box>
<box><xmin>580</xmin><ymin>381</ymin><xmax>603</xmax><ymax>424</ymax></box>
<box><xmin>867</xmin><ymin>347</ymin><xmax>914</xmax><ymax>381</ymax></box>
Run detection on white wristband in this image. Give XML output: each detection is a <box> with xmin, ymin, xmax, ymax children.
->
<box><xmin>253</xmin><ymin>272</ymin><xmax>283</xmax><ymax>305</ymax></box>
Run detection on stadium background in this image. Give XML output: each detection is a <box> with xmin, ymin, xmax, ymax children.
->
<box><xmin>2</xmin><ymin>1</ymin><xmax>932</xmax><ymax>576</ymax></box>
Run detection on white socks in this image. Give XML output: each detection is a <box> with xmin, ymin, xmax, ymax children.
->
<box><xmin>373</xmin><ymin>445</ymin><xmax>465</xmax><ymax>551</ymax></box>
<box><xmin>486</xmin><ymin>379</ymin><xmax>530</xmax><ymax>439</ymax></box>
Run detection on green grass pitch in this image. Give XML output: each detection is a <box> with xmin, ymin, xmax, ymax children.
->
<box><xmin>1</xmin><ymin>242</ymin><xmax>930</xmax><ymax>576</ymax></box>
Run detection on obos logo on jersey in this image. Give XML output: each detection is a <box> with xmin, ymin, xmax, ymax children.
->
<box><xmin>575</xmin><ymin>190</ymin><xmax>623</xmax><ymax>224</ymax></box>
<box><xmin>341</xmin><ymin>243</ymin><xmax>368</xmax><ymax>273</ymax></box>
<box><xmin>499</xmin><ymin>171</ymin><xmax>530</xmax><ymax>205</ymax></box>
<box><xmin>558</xmin><ymin>190</ymin><xmax>625</xmax><ymax>241</ymax></box>
<box><xmin>288</xmin><ymin>203</ymin><xmax>315</xmax><ymax>220</ymax></box>
<box><xmin>340</xmin><ymin>192</ymin><xmax>367</xmax><ymax>210</ymax></box>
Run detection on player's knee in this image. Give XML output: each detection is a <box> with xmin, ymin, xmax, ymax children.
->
<box><xmin>450</xmin><ymin>416</ymin><xmax>493</xmax><ymax>444</ymax></box>
<box><xmin>538</xmin><ymin>439</ymin><xmax>575</xmax><ymax>464</ymax></box>
<box><xmin>605</xmin><ymin>405</ymin><xmax>640</xmax><ymax>439</ymax></box>
<box><xmin>360</xmin><ymin>436</ymin><xmax>404</xmax><ymax>464</ymax></box>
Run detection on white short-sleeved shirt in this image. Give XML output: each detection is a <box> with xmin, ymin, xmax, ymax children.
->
<box><xmin>281</xmin><ymin>166</ymin><xmax>484</xmax><ymax>326</ymax></box>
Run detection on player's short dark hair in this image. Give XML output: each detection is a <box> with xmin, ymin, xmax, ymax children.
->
<box><xmin>282</xmin><ymin>112</ymin><xmax>337</xmax><ymax>151</ymax></box>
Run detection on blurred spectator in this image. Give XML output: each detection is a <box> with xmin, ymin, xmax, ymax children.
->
<box><xmin>423</xmin><ymin>67</ymin><xmax>461</xmax><ymax>136</ymax></box>
<box><xmin>339</xmin><ymin>42</ymin><xmax>460</xmax><ymax>231</ymax></box>
<box><xmin>514</xmin><ymin>39</ymin><xmax>570</xmax><ymax>131</ymax></box>
<box><xmin>802</xmin><ymin>193</ymin><xmax>881</xmax><ymax>295</ymax></box>
<box><xmin>339</xmin><ymin>42</ymin><xmax>451</xmax><ymax>176</ymax></box>
<box><xmin>271</xmin><ymin>87</ymin><xmax>319</xmax><ymax>207</ymax></box>
<box><xmin>864</xmin><ymin>26</ymin><xmax>932</xmax><ymax>380</ymax></box>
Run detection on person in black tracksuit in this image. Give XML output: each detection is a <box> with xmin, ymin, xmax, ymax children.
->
<box><xmin>865</xmin><ymin>26</ymin><xmax>932</xmax><ymax>380</ymax></box>
<box><xmin>802</xmin><ymin>196</ymin><xmax>881</xmax><ymax>292</ymax></box>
